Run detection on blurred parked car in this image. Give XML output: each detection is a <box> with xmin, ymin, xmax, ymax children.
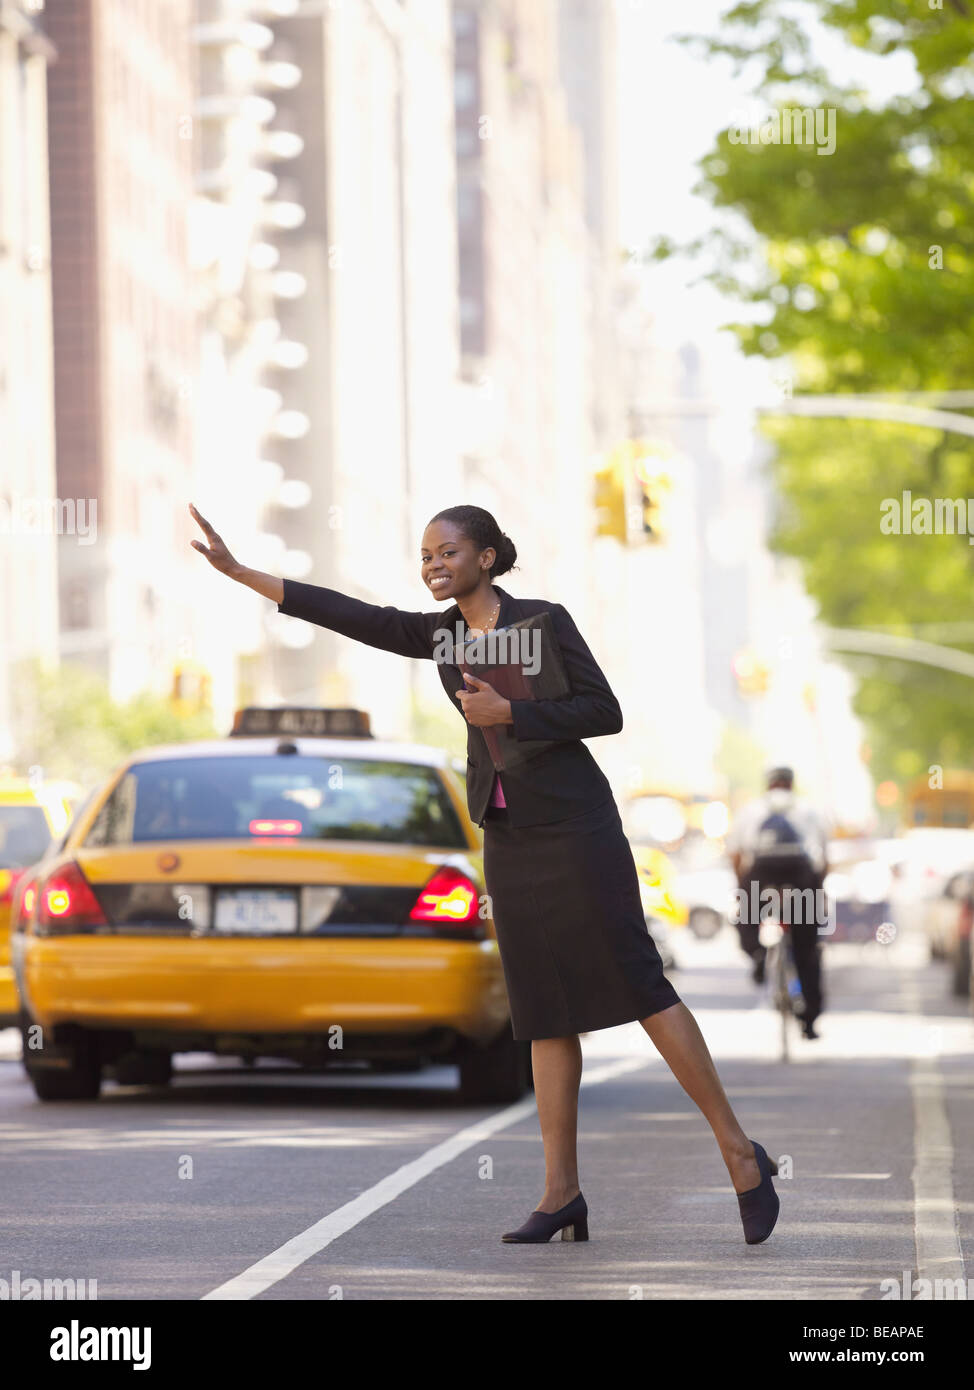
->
<box><xmin>886</xmin><ymin>827</ymin><xmax>974</xmax><ymax>939</ymax></box>
<box><xmin>670</xmin><ymin>836</ymin><xmax>737</xmax><ymax>941</ymax></box>
<box><xmin>630</xmin><ymin>845</ymin><xmax>683</xmax><ymax>970</ymax></box>
<box><xmin>822</xmin><ymin>838</ymin><xmax>895</xmax><ymax>944</ymax></box>
<box><xmin>10</xmin><ymin>708</ymin><xmax>528</xmax><ymax>1103</ymax></box>
<box><xmin>921</xmin><ymin>867</ymin><xmax>973</xmax><ymax>996</ymax></box>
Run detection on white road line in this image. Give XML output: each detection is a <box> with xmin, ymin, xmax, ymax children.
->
<box><xmin>200</xmin><ymin>1054</ymin><xmax>649</xmax><ymax>1300</ymax></box>
<box><xmin>910</xmin><ymin>1058</ymin><xmax>965</xmax><ymax>1285</ymax></box>
<box><xmin>900</xmin><ymin>976</ymin><xmax>965</xmax><ymax>1289</ymax></box>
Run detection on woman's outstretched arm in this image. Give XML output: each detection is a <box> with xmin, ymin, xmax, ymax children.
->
<box><xmin>190</xmin><ymin>504</ymin><xmax>283</xmax><ymax>601</ymax></box>
<box><xmin>189</xmin><ymin>503</ymin><xmax>434</xmax><ymax>660</ymax></box>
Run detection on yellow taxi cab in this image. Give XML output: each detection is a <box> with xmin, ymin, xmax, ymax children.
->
<box><xmin>632</xmin><ymin>845</ymin><xmax>688</xmax><ymax>930</ymax></box>
<box><xmin>10</xmin><ymin>709</ymin><xmax>528</xmax><ymax>1103</ymax></box>
<box><xmin>0</xmin><ymin>775</ymin><xmax>79</xmax><ymax>1026</ymax></box>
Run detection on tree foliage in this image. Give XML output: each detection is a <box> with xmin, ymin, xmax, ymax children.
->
<box><xmin>659</xmin><ymin>1</ymin><xmax>974</xmax><ymax>783</ymax></box>
<box><xmin>10</xmin><ymin>658</ymin><xmax>217</xmax><ymax>791</ymax></box>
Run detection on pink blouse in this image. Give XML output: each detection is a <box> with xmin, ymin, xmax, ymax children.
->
<box><xmin>489</xmin><ymin>772</ymin><xmax>506</xmax><ymax>807</ymax></box>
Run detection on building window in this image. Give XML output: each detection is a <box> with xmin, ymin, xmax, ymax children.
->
<box><xmin>63</xmin><ymin>582</ymin><xmax>90</xmax><ymax>631</ymax></box>
<box><xmin>454</xmin><ymin>68</ymin><xmax>477</xmax><ymax>110</ymax></box>
<box><xmin>459</xmin><ymin>296</ymin><xmax>482</xmax><ymax>326</ymax></box>
<box><xmin>457</xmin><ymin>183</ymin><xmax>481</xmax><ymax>226</ymax></box>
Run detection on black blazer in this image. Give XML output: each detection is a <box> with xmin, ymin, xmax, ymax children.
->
<box><xmin>276</xmin><ymin>580</ymin><xmax>623</xmax><ymax>828</ymax></box>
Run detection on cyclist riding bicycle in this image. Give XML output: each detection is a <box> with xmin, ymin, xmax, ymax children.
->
<box><xmin>725</xmin><ymin>766</ymin><xmax>830</xmax><ymax>1040</ymax></box>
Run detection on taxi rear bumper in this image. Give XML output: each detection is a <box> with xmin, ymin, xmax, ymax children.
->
<box><xmin>18</xmin><ymin>934</ymin><xmax>511</xmax><ymax>1048</ymax></box>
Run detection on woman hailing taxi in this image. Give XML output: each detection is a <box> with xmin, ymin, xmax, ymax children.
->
<box><xmin>189</xmin><ymin>500</ymin><xmax>779</xmax><ymax>1246</ymax></box>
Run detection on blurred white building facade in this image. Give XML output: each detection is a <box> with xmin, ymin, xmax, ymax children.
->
<box><xmin>0</xmin><ymin>1</ymin><xmax>58</xmax><ymax>766</ymax></box>
<box><xmin>44</xmin><ymin>0</ymin><xmax>198</xmax><ymax>703</ymax></box>
<box><xmin>189</xmin><ymin>0</ymin><xmax>315</xmax><ymax>731</ymax></box>
<box><xmin>453</xmin><ymin>0</ymin><xmax>595</xmax><ymax>622</ymax></box>
<box><xmin>16</xmin><ymin>0</ymin><xmax>631</xmax><ymax>760</ymax></box>
<box><xmin>260</xmin><ymin>0</ymin><xmax>464</xmax><ymax>741</ymax></box>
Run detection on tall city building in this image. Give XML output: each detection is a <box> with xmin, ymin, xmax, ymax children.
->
<box><xmin>452</xmin><ymin>0</ymin><xmax>594</xmax><ymax>623</ymax></box>
<box><xmin>0</xmin><ymin>1</ymin><xmax>58</xmax><ymax>765</ymax></box>
<box><xmin>189</xmin><ymin>0</ymin><xmax>314</xmax><ymax>727</ymax></box>
<box><xmin>555</xmin><ymin>0</ymin><xmax>624</xmax><ymax>448</ymax></box>
<box><xmin>266</xmin><ymin>0</ymin><xmax>465</xmax><ymax>741</ymax></box>
<box><xmin>44</xmin><ymin>0</ymin><xmax>199</xmax><ymax>701</ymax></box>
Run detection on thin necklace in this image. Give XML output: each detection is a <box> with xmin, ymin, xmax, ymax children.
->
<box><xmin>466</xmin><ymin>593</ymin><xmax>500</xmax><ymax>637</ymax></box>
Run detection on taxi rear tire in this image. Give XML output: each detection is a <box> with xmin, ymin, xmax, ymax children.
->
<box><xmin>19</xmin><ymin>1012</ymin><xmax>102</xmax><ymax>1102</ymax></box>
<box><xmin>688</xmin><ymin>906</ymin><xmax>723</xmax><ymax>940</ymax></box>
<box><xmin>458</xmin><ymin>1026</ymin><xmax>532</xmax><ymax>1104</ymax></box>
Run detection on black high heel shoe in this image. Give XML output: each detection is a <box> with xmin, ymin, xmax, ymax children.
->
<box><xmin>501</xmin><ymin>1192</ymin><xmax>588</xmax><ymax>1243</ymax></box>
<box><xmin>737</xmin><ymin>1140</ymin><xmax>779</xmax><ymax>1245</ymax></box>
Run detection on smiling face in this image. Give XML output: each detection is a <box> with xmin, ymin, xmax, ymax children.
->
<box><xmin>420</xmin><ymin>520</ymin><xmax>495</xmax><ymax>602</ymax></box>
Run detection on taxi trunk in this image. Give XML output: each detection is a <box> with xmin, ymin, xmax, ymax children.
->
<box><xmin>19</xmin><ymin>839</ymin><xmax>508</xmax><ymax>1053</ymax></box>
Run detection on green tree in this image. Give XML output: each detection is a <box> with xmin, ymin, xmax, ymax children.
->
<box><xmin>657</xmin><ymin>0</ymin><xmax>974</xmax><ymax>784</ymax></box>
<box><xmin>10</xmin><ymin>658</ymin><xmax>217</xmax><ymax>791</ymax></box>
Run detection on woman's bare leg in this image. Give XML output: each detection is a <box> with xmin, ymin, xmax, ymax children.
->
<box><xmin>530</xmin><ymin>1034</ymin><xmax>583</xmax><ymax>1212</ymax></box>
<box><xmin>640</xmin><ymin>1001</ymin><xmax>761</xmax><ymax>1193</ymax></box>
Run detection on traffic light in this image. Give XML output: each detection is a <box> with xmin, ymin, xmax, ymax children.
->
<box><xmin>732</xmin><ymin>648</ymin><xmax>770</xmax><ymax>696</ymax></box>
<box><xmin>597</xmin><ymin>441</ymin><xmax>677</xmax><ymax>543</ymax></box>
<box><xmin>593</xmin><ymin>455</ymin><xmax>627</xmax><ymax>541</ymax></box>
<box><xmin>171</xmin><ymin>660</ymin><xmax>212</xmax><ymax>715</ymax></box>
<box><xmin>633</xmin><ymin>455</ymin><xmax>673</xmax><ymax>542</ymax></box>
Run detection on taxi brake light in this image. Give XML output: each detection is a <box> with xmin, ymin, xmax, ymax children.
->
<box><xmin>36</xmin><ymin>861</ymin><xmax>108</xmax><ymax>934</ymax></box>
<box><xmin>409</xmin><ymin>866</ymin><xmax>479</xmax><ymax>926</ymax></box>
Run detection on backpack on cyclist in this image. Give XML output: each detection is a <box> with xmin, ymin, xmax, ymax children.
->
<box><xmin>749</xmin><ymin>808</ymin><xmax>814</xmax><ymax>885</ymax></box>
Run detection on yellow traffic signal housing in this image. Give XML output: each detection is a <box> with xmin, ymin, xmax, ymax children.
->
<box><xmin>594</xmin><ymin>457</ymin><xmax>627</xmax><ymax>541</ymax></box>
<box><xmin>733</xmin><ymin>649</ymin><xmax>770</xmax><ymax>696</ymax></box>
<box><xmin>631</xmin><ymin>448</ymin><xmax>673</xmax><ymax>542</ymax></box>
<box><xmin>636</xmin><ymin>473</ymin><xmax>671</xmax><ymax>541</ymax></box>
<box><xmin>171</xmin><ymin>660</ymin><xmax>212</xmax><ymax>714</ymax></box>
<box><xmin>596</xmin><ymin>441</ymin><xmax>676</xmax><ymax>543</ymax></box>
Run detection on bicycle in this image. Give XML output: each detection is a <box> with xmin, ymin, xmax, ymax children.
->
<box><xmin>758</xmin><ymin>892</ymin><xmax>805</xmax><ymax>1063</ymax></box>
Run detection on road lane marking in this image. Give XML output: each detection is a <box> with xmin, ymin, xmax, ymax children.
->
<box><xmin>818</xmin><ymin>1172</ymin><xmax>892</xmax><ymax>1180</ymax></box>
<box><xmin>900</xmin><ymin>976</ymin><xmax>965</xmax><ymax>1289</ymax></box>
<box><xmin>910</xmin><ymin>1057</ymin><xmax>965</xmax><ymax>1285</ymax></box>
<box><xmin>201</xmin><ymin>1054</ymin><xmax>650</xmax><ymax>1300</ymax></box>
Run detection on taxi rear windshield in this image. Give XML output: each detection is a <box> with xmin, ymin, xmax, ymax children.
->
<box><xmin>83</xmin><ymin>756</ymin><xmax>466</xmax><ymax>849</ymax></box>
<box><xmin>0</xmin><ymin>805</ymin><xmax>53</xmax><ymax>867</ymax></box>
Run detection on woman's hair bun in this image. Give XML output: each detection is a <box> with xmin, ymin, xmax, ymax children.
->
<box><xmin>492</xmin><ymin>532</ymin><xmax>517</xmax><ymax>578</ymax></box>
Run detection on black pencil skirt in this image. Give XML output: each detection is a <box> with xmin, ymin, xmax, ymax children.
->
<box><xmin>482</xmin><ymin>797</ymin><xmax>682</xmax><ymax>1041</ymax></box>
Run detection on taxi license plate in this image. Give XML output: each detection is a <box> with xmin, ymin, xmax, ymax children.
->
<box><xmin>213</xmin><ymin>890</ymin><xmax>298</xmax><ymax>933</ymax></box>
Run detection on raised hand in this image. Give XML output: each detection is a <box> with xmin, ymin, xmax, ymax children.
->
<box><xmin>189</xmin><ymin>503</ymin><xmax>239</xmax><ymax>577</ymax></box>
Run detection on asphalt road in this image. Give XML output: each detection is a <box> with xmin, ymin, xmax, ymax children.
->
<box><xmin>1</xmin><ymin>924</ymin><xmax>971</xmax><ymax>1302</ymax></box>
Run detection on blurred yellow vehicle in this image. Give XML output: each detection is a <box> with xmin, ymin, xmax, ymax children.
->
<box><xmin>627</xmin><ymin>845</ymin><xmax>685</xmax><ymax>972</ymax></box>
<box><xmin>0</xmin><ymin>776</ymin><xmax>79</xmax><ymax>1026</ymax></box>
<box><xmin>631</xmin><ymin>846</ymin><xmax>689</xmax><ymax>929</ymax></box>
<box><xmin>903</xmin><ymin>770</ymin><xmax>974</xmax><ymax>830</ymax></box>
<box><xmin>10</xmin><ymin>708</ymin><xmax>527</xmax><ymax>1103</ymax></box>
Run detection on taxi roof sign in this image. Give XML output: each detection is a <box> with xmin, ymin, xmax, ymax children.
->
<box><xmin>230</xmin><ymin>707</ymin><xmax>372</xmax><ymax>739</ymax></box>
